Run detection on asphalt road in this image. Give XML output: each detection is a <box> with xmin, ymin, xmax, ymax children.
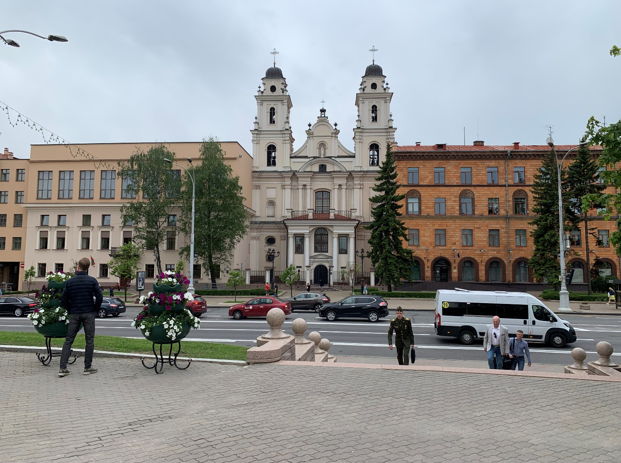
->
<box><xmin>2</xmin><ymin>306</ymin><xmax>621</xmax><ymax>366</ymax></box>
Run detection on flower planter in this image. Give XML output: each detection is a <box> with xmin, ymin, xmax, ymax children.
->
<box><xmin>171</xmin><ymin>302</ymin><xmax>186</xmax><ymax>314</ymax></box>
<box><xmin>148</xmin><ymin>304</ymin><xmax>166</xmax><ymax>315</ymax></box>
<box><xmin>47</xmin><ymin>280</ymin><xmax>66</xmax><ymax>291</ymax></box>
<box><xmin>43</xmin><ymin>299</ymin><xmax>62</xmax><ymax>309</ymax></box>
<box><xmin>142</xmin><ymin>323</ymin><xmax>191</xmax><ymax>344</ymax></box>
<box><xmin>34</xmin><ymin>320</ymin><xmax>69</xmax><ymax>338</ymax></box>
<box><xmin>153</xmin><ymin>283</ymin><xmax>182</xmax><ymax>294</ymax></box>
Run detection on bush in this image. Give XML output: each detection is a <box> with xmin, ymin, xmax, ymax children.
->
<box><xmin>540</xmin><ymin>289</ymin><xmax>608</xmax><ymax>301</ymax></box>
<box><xmin>195</xmin><ymin>289</ymin><xmax>266</xmax><ymax>296</ymax></box>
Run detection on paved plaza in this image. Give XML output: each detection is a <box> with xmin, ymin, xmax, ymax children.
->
<box><xmin>1</xmin><ymin>350</ymin><xmax>620</xmax><ymax>463</ymax></box>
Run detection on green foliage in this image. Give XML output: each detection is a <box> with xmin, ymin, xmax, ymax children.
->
<box><xmin>611</xmin><ymin>45</ymin><xmax>620</xmax><ymax>57</ymax></box>
<box><xmin>108</xmin><ymin>242</ymin><xmax>142</xmax><ymax>302</ymax></box>
<box><xmin>540</xmin><ymin>289</ymin><xmax>607</xmax><ymax>301</ymax></box>
<box><xmin>176</xmin><ymin>260</ymin><xmax>185</xmax><ymax>274</ymax></box>
<box><xmin>226</xmin><ymin>270</ymin><xmax>245</xmax><ymax>301</ymax></box>
<box><xmin>280</xmin><ymin>265</ymin><xmax>300</xmax><ymax>297</ymax></box>
<box><xmin>340</xmin><ymin>262</ymin><xmax>361</xmax><ymax>295</ymax></box>
<box><xmin>179</xmin><ymin>138</ymin><xmax>248</xmax><ymax>288</ymax></box>
<box><xmin>23</xmin><ymin>265</ymin><xmax>36</xmax><ymax>292</ymax></box>
<box><xmin>365</xmin><ymin>143</ymin><xmax>414</xmax><ymax>291</ymax></box>
<box><xmin>117</xmin><ymin>145</ymin><xmax>181</xmax><ymax>274</ymax></box>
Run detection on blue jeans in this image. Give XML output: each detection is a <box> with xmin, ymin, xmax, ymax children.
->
<box><xmin>511</xmin><ymin>356</ymin><xmax>525</xmax><ymax>371</ymax></box>
<box><xmin>60</xmin><ymin>312</ymin><xmax>96</xmax><ymax>369</ymax></box>
<box><xmin>487</xmin><ymin>345</ymin><xmax>503</xmax><ymax>369</ymax></box>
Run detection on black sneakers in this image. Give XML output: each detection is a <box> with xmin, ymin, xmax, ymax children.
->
<box><xmin>58</xmin><ymin>368</ymin><xmax>70</xmax><ymax>377</ymax></box>
<box><xmin>83</xmin><ymin>367</ymin><xmax>98</xmax><ymax>375</ymax></box>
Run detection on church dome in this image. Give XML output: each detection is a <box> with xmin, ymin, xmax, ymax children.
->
<box><xmin>364</xmin><ymin>63</ymin><xmax>384</xmax><ymax>77</ymax></box>
<box><xmin>265</xmin><ymin>66</ymin><xmax>284</xmax><ymax>79</ymax></box>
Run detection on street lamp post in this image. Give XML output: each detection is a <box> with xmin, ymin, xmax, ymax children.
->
<box><xmin>165</xmin><ymin>158</ymin><xmax>196</xmax><ymax>294</ymax></box>
<box><xmin>548</xmin><ymin>141</ymin><xmax>585</xmax><ymax>312</ymax></box>
<box><xmin>356</xmin><ymin>248</ymin><xmax>366</xmax><ymax>288</ymax></box>
<box><xmin>266</xmin><ymin>248</ymin><xmax>280</xmax><ymax>289</ymax></box>
<box><xmin>0</xmin><ymin>30</ymin><xmax>68</xmax><ymax>48</ymax></box>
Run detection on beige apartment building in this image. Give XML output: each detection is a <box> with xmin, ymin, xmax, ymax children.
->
<box><xmin>21</xmin><ymin>142</ymin><xmax>253</xmax><ymax>290</ymax></box>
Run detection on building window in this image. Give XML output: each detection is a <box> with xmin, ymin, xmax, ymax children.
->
<box><xmin>596</xmin><ymin>166</ymin><xmax>606</xmax><ymax>184</ymax></box>
<box><xmin>100</xmin><ymin>170</ymin><xmax>116</xmax><ymax>199</ymax></box>
<box><xmin>55</xmin><ymin>263</ymin><xmax>64</xmax><ymax>274</ymax></box>
<box><xmin>408</xmin><ymin>229</ymin><xmax>419</xmax><ymax>246</ymax></box>
<box><xmin>267</xmin><ymin>144</ymin><xmax>276</xmax><ymax>166</ymax></box>
<box><xmin>37</xmin><ymin>171</ymin><xmax>53</xmax><ymax>199</ymax></box>
<box><xmin>38</xmin><ymin>263</ymin><xmax>47</xmax><ymax>277</ymax></box>
<box><xmin>266</xmin><ymin>201</ymin><xmax>276</xmax><ymax>217</ymax></box>
<box><xmin>0</xmin><ymin>169</ymin><xmax>9</xmax><ymax>181</ymax></box>
<box><xmin>318</xmin><ymin>164</ymin><xmax>327</xmax><ymax>172</ymax></box>
<box><xmin>17</xmin><ymin>169</ymin><xmax>25</xmax><ymax>182</ymax></box>
<box><xmin>598</xmin><ymin>230</ymin><xmax>610</xmax><ymax>247</ymax></box>
<box><xmin>459</xmin><ymin>190</ymin><xmax>474</xmax><ymax>215</ymax></box>
<box><xmin>121</xmin><ymin>174</ymin><xmax>136</xmax><ymax>199</ymax></box>
<box><xmin>489</xmin><ymin>229</ymin><xmax>500</xmax><ymax>247</ymax></box>
<box><xmin>598</xmin><ymin>262</ymin><xmax>612</xmax><ymax>278</ymax></box>
<box><xmin>58</xmin><ymin>171</ymin><xmax>74</xmax><ymax>199</ymax></box>
<box><xmin>146</xmin><ymin>264</ymin><xmax>155</xmax><ymax>278</ymax></box>
<box><xmin>371</xmin><ymin>105</ymin><xmax>378</xmax><ymax>122</ymax></box>
<box><xmin>339</xmin><ymin>236</ymin><xmax>348</xmax><ymax>254</ymax></box>
<box><xmin>514</xmin><ymin>167</ymin><xmax>525</xmax><ymax>184</ymax></box>
<box><xmin>193</xmin><ymin>264</ymin><xmax>202</xmax><ymax>279</ymax></box>
<box><xmin>408</xmin><ymin>167</ymin><xmax>419</xmax><ymax>185</ymax></box>
<box><xmin>295</xmin><ymin>236</ymin><xmax>304</xmax><ymax>254</ymax></box>
<box><xmin>314</xmin><ymin>228</ymin><xmax>328</xmax><ymax>253</ymax></box>
<box><xmin>488</xmin><ymin>198</ymin><xmax>499</xmax><ymax>215</ymax></box>
<box><xmin>123</xmin><ymin>231</ymin><xmax>132</xmax><ymax>245</ymax></box>
<box><xmin>12</xmin><ymin>237</ymin><xmax>21</xmax><ymax>250</ymax></box>
<box><xmin>315</xmin><ymin>191</ymin><xmax>330</xmax><ymax>213</ymax></box>
<box><xmin>99</xmin><ymin>264</ymin><xmax>108</xmax><ymax>278</ymax></box>
<box><xmin>102</xmin><ymin>215</ymin><xmax>111</xmax><ymax>226</ymax></box>
<box><xmin>166</xmin><ymin>231</ymin><xmax>176</xmax><ymax>250</ymax></box>
<box><xmin>58</xmin><ymin>215</ymin><xmax>67</xmax><ymax>226</ymax></box>
<box><xmin>435</xmin><ymin>229</ymin><xmax>446</xmax><ymax>246</ymax></box>
<box><xmin>0</xmin><ymin>191</ymin><xmax>8</xmax><ymax>204</ymax></box>
<box><xmin>41</xmin><ymin>215</ymin><xmax>49</xmax><ymax>226</ymax></box>
<box><xmin>81</xmin><ymin>231</ymin><xmax>90</xmax><ymax>250</ymax></box>
<box><xmin>513</xmin><ymin>190</ymin><xmax>528</xmax><ymax>215</ymax></box>
<box><xmin>461</xmin><ymin>167</ymin><xmax>472</xmax><ymax>185</ymax></box>
<box><xmin>82</xmin><ymin>215</ymin><xmax>91</xmax><ymax>226</ymax></box>
<box><xmin>39</xmin><ymin>231</ymin><xmax>48</xmax><ymax>249</ymax></box>
<box><xmin>516</xmin><ymin>229</ymin><xmax>527</xmax><ymax>247</ymax></box>
<box><xmin>487</xmin><ymin>167</ymin><xmax>498</xmax><ymax>184</ymax></box>
<box><xmin>489</xmin><ymin>261</ymin><xmax>502</xmax><ymax>282</ymax></box>
<box><xmin>462</xmin><ymin>229</ymin><xmax>473</xmax><ymax>247</ymax></box>
<box><xmin>266</xmin><ymin>236</ymin><xmax>276</xmax><ymax>245</ymax></box>
<box><xmin>434</xmin><ymin>167</ymin><xmax>445</xmax><ymax>184</ymax></box>
<box><xmin>15</xmin><ymin>191</ymin><xmax>24</xmax><ymax>204</ymax></box>
<box><xmin>0</xmin><ymin>237</ymin><xmax>5</xmax><ymax>250</ymax></box>
<box><xmin>167</xmin><ymin>215</ymin><xmax>177</xmax><ymax>226</ymax></box>
<box><xmin>165</xmin><ymin>264</ymin><xmax>176</xmax><ymax>272</ymax></box>
<box><xmin>0</xmin><ymin>214</ymin><xmax>6</xmax><ymax>227</ymax></box>
<box><xmin>56</xmin><ymin>231</ymin><xmax>65</xmax><ymax>250</ymax></box>
<box><xmin>269</xmin><ymin>107</ymin><xmax>276</xmax><ymax>124</ymax></box>
<box><xmin>569</xmin><ymin>230</ymin><xmax>581</xmax><ymax>247</ymax></box>
<box><xmin>100</xmin><ymin>231</ymin><xmax>110</xmax><ymax>250</ymax></box>
<box><xmin>13</xmin><ymin>214</ymin><xmax>22</xmax><ymax>227</ymax></box>
<box><xmin>434</xmin><ymin>198</ymin><xmax>446</xmax><ymax>215</ymax></box>
<box><xmin>369</xmin><ymin>143</ymin><xmax>379</xmax><ymax>166</ymax></box>
<box><xmin>165</xmin><ymin>170</ymin><xmax>181</xmax><ymax>199</ymax></box>
<box><xmin>406</xmin><ymin>190</ymin><xmax>420</xmax><ymax>215</ymax></box>
<box><xmin>79</xmin><ymin>170</ymin><xmax>95</xmax><ymax>199</ymax></box>
<box><xmin>411</xmin><ymin>261</ymin><xmax>421</xmax><ymax>281</ymax></box>
<box><xmin>515</xmin><ymin>261</ymin><xmax>528</xmax><ymax>282</ymax></box>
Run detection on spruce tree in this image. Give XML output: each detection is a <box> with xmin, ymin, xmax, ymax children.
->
<box><xmin>365</xmin><ymin>143</ymin><xmax>414</xmax><ymax>292</ymax></box>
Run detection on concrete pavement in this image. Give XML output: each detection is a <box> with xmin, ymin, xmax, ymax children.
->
<box><xmin>1</xmin><ymin>350</ymin><xmax>620</xmax><ymax>462</ymax></box>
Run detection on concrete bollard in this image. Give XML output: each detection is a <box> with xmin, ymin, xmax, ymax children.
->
<box><xmin>579</xmin><ymin>303</ymin><xmax>590</xmax><ymax>311</ymax></box>
<box><xmin>567</xmin><ymin>348</ymin><xmax>588</xmax><ymax>370</ymax></box>
<box><xmin>319</xmin><ymin>338</ymin><xmax>336</xmax><ymax>362</ymax></box>
<box><xmin>308</xmin><ymin>331</ymin><xmax>324</xmax><ymax>354</ymax></box>
<box><xmin>292</xmin><ymin>318</ymin><xmax>311</xmax><ymax>344</ymax></box>
<box><xmin>593</xmin><ymin>341</ymin><xmax>618</xmax><ymax>367</ymax></box>
<box><xmin>263</xmin><ymin>308</ymin><xmax>288</xmax><ymax>339</ymax></box>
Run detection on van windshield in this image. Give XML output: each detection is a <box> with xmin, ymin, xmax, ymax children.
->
<box><xmin>533</xmin><ymin>305</ymin><xmax>555</xmax><ymax>321</ymax></box>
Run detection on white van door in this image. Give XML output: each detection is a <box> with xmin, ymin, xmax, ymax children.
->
<box><xmin>529</xmin><ymin>304</ymin><xmax>557</xmax><ymax>342</ymax></box>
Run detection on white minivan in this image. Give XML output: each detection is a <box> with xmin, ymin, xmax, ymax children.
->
<box><xmin>434</xmin><ymin>289</ymin><xmax>577</xmax><ymax>348</ymax></box>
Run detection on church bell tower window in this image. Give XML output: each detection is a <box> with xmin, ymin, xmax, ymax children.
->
<box><xmin>269</xmin><ymin>107</ymin><xmax>276</xmax><ymax>124</ymax></box>
<box><xmin>371</xmin><ymin>105</ymin><xmax>378</xmax><ymax>122</ymax></box>
<box><xmin>369</xmin><ymin>143</ymin><xmax>379</xmax><ymax>166</ymax></box>
<box><xmin>267</xmin><ymin>144</ymin><xmax>276</xmax><ymax>166</ymax></box>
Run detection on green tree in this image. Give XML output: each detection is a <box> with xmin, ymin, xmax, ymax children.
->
<box><xmin>611</xmin><ymin>45</ymin><xmax>620</xmax><ymax>57</ymax></box>
<box><xmin>280</xmin><ymin>265</ymin><xmax>300</xmax><ymax>297</ymax></box>
<box><xmin>365</xmin><ymin>142</ymin><xmax>414</xmax><ymax>292</ymax></box>
<box><xmin>117</xmin><ymin>145</ymin><xmax>181</xmax><ymax>275</ymax></box>
<box><xmin>108</xmin><ymin>242</ymin><xmax>142</xmax><ymax>302</ymax></box>
<box><xmin>566</xmin><ymin>140</ymin><xmax>606</xmax><ymax>294</ymax></box>
<box><xmin>340</xmin><ymin>262</ymin><xmax>361</xmax><ymax>295</ymax></box>
<box><xmin>23</xmin><ymin>265</ymin><xmax>36</xmax><ymax>294</ymax></box>
<box><xmin>226</xmin><ymin>270</ymin><xmax>245</xmax><ymax>301</ymax></box>
<box><xmin>179</xmin><ymin>138</ymin><xmax>248</xmax><ymax>289</ymax></box>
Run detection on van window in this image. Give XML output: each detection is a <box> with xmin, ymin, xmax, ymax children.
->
<box><xmin>443</xmin><ymin>301</ymin><xmax>528</xmax><ymax>319</ymax></box>
<box><xmin>444</xmin><ymin>302</ymin><xmax>467</xmax><ymax>316</ymax></box>
<box><xmin>533</xmin><ymin>305</ymin><xmax>555</xmax><ymax>322</ymax></box>
<box><xmin>496</xmin><ymin>304</ymin><xmax>528</xmax><ymax>319</ymax></box>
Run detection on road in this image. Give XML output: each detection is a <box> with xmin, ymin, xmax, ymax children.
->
<box><xmin>2</xmin><ymin>307</ymin><xmax>621</xmax><ymax>366</ymax></box>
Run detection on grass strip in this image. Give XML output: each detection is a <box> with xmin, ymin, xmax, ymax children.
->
<box><xmin>0</xmin><ymin>331</ymin><xmax>248</xmax><ymax>361</ymax></box>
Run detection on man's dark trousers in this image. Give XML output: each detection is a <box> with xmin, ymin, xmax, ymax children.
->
<box><xmin>60</xmin><ymin>312</ymin><xmax>96</xmax><ymax>369</ymax></box>
<box><xmin>396</xmin><ymin>340</ymin><xmax>411</xmax><ymax>365</ymax></box>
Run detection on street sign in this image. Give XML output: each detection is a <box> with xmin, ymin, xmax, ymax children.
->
<box><xmin>20</xmin><ymin>263</ymin><xmax>24</xmax><ymax>269</ymax></box>
<box><xmin>136</xmin><ymin>271</ymin><xmax>145</xmax><ymax>291</ymax></box>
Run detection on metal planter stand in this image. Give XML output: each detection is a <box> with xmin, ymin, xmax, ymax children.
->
<box><xmin>141</xmin><ymin>341</ymin><xmax>191</xmax><ymax>374</ymax></box>
<box><xmin>36</xmin><ymin>336</ymin><xmax>78</xmax><ymax>366</ymax></box>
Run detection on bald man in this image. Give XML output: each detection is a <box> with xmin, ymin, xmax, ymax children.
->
<box><xmin>483</xmin><ymin>316</ymin><xmax>510</xmax><ymax>369</ymax></box>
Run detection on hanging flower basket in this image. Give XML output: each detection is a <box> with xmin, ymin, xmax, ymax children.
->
<box><xmin>34</xmin><ymin>320</ymin><xmax>69</xmax><ymax>338</ymax></box>
<box><xmin>142</xmin><ymin>322</ymin><xmax>192</xmax><ymax>344</ymax></box>
<box><xmin>133</xmin><ymin>308</ymin><xmax>200</xmax><ymax>342</ymax></box>
<box><xmin>153</xmin><ymin>283</ymin><xmax>182</xmax><ymax>293</ymax></box>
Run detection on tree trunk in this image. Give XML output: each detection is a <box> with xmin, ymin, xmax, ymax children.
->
<box><xmin>124</xmin><ymin>286</ymin><xmax>127</xmax><ymax>302</ymax></box>
<box><xmin>585</xmin><ymin>212</ymin><xmax>592</xmax><ymax>295</ymax></box>
<box><xmin>208</xmin><ymin>254</ymin><xmax>217</xmax><ymax>289</ymax></box>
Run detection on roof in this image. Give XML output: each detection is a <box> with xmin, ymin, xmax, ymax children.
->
<box><xmin>265</xmin><ymin>66</ymin><xmax>284</xmax><ymax>79</ymax></box>
<box><xmin>364</xmin><ymin>63</ymin><xmax>384</xmax><ymax>77</ymax></box>
<box><xmin>394</xmin><ymin>144</ymin><xmax>599</xmax><ymax>152</ymax></box>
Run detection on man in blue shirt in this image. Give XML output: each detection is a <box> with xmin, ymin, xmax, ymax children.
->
<box><xmin>509</xmin><ymin>330</ymin><xmax>532</xmax><ymax>371</ymax></box>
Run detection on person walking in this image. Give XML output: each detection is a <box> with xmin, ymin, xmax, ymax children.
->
<box><xmin>388</xmin><ymin>307</ymin><xmax>415</xmax><ymax>365</ymax></box>
<box><xmin>363</xmin><ymin>284</ymin><xmax>368</xmax><ymax>295</ymax></box>
<box><xmin>306</xmin><ymin>283</ymin><xmax>310</xmax><ymax>293</ymax></box>
<box><xmin>274</xmin><ymin>284</ymin><xmax>279</xmax><ymax>297</ymax></box>
<box><xmin>483</xmin><ymin>316</ymin><xmax>510</xmax><ymax>369</ymax></box>
<box><xmin>109</xmin><ymin>286</ymin><xmax>114</xmax><ymax>298</ymax></box>
<box><xmin>509</xmin><ymin>330</ymin><xmax>532</xmax><ymax>371</ymax></box>
<box><xmin>607</xmin><ymin>287</ymin><xmax>616</xmax><ymax>305</ymax></box>
<box><xmin>58</xmin><ymin>257</ymin><xmax>103</xmax><ymax>377</ymax></box>
<box><xmin>265</xmin><ymin>282</ymin><xmax>270</xmax><ymax>296</ymax></box>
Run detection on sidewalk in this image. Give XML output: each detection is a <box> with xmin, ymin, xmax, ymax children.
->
<box><xmin>1</xmin><ymin>350</ymin><xmax>620</xmax><ymax>462</ymax></box>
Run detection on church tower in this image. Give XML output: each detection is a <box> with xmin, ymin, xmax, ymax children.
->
<box><xmin>251</xmin><ymin>50</ymin><xmax>294</xmax><ymax>170</ymax></box>
<box><xmin>352</xmin><ymin>49</ymin><xmax>396</xmax><ymax>170</ymax></box>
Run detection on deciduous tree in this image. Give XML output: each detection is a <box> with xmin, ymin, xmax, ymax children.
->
<box><xmin>280</xmin><ymin>265</ymin><xmax>300</xmax><ymax>297</ymax></box>
<box><xmin>226</xmin><ymin>270</ymin><xmax>245</xmax><ymax>302</ymax></box>
<box><xmin>108</xmin><ymin>242</ymin><xmax>142</xmax><ymax>302</ymax></box>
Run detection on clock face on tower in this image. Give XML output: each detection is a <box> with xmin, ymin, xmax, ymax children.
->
<box><xmin>270</xmin><ymin>85</ymin><xmax>276</xmax><ymax>93</ymax></box>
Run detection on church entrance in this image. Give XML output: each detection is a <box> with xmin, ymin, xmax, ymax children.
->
<box><xmin>313</xmin><ymin>265</ymin><xmax>329</xmax><ymax>287</ymax></box>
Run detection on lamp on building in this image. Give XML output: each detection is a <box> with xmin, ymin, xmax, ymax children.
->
<box><xmin>266</xmin><ymin>248</ymin><xmax>280</xmax><ymax>289</ymax></box>
<box><xmin>0</xmin><ymin>29</ymin><xmax>68</xmax><ymax>48</ymax></box>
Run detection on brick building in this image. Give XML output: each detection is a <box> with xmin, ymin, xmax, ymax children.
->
<box><xmin>394</xmin><ymin>141</ymin><xmax>619</xmax><ymax>290</ymax></box>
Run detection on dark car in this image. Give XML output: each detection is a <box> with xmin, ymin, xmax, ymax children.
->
<box><xmin>229</xmin><ymin>297</ymin><xmax>291</xmax><ymax>320</ymax></box>
<box><xmin>186</xmin><ymin>295</ymin><xmax>207</xmax><ymax>317</ymax></box>
<box><xmin>283</xmin><ymin>292</ymin><xmax>330</xmax><ymax>312</ymax></box>
<box><xmin>97</xmin><ymin>297</ymin><xmax>127</xmax><ymax>318</ymax></box>
<box><xmin>0</xmin><ymin>296</ymin><xmax>38</xmax><ymax>317</ymax></box>
<box><xmin>318</xmin><ymin>295</ymin><xmax>389</xmax><ymax>322</ymax></box>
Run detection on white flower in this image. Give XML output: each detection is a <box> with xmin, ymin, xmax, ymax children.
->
<box><xmin>41</xmin><ymin>320</ymin><xmax>45</xmax><ymax>325</ymax></box>
<box><xmin>140</xmin><ymin>324</ymin><xmax>145</xmax><ymax>330</ymax></box>
<box><xmin>131</xmin><ymin>321</ymin><xmax>136</xmax><ymax>327</ymax></box>
<box><xmin>55</xmin><ymin>308</ymin><xmax>59</xmax><ymax>313</ymax></box>
<box><xmin>145</xmin><ymin>331</ymin><xmax>150</xmax><ymax>337</ymax></box>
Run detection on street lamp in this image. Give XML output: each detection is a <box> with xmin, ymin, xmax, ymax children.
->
<box><xmin>356</xmin><ymin>248</ymin><xmax>367</xmax><ymax>288</ymax></box>
<box><xmin>266</xmin><ymin>248</ymin><xmax>280</xmax><ymax>289</ymax></box>
<box><xmin>165</xmin><ymin>158</ymin><xmax>196</xmax><ymax>294</ymax></box>
<box><xmin>0</xmin><ymin>30</ymin><xmax>68</xmax><ymax>48</ymax></box>
<box><xmin>547</xmin><ymin>140</ymin><xmax>586</xmax><ymax>312</ymax></box>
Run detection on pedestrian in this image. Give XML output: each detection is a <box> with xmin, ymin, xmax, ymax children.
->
<box><xmin>483</xmin><ymin>316</ymin><xmax>510</xmax><ymax>370</ymax></box>
<box><xmin>509</xmin><ymin>330</ymin><xmax>532</xmax><ymax>371</ymax></box>
<box><xmin>388</xmin><ymin>307</ymin><xmax>415</xmax><ymax>365</ymax></box>
<box><xmin>361</xmin><ymin>283</ymin><xmax>364</xmax><ymax>294</ymax></box>
<box><xmin>0</xmin><ymin>286</ymin><xmax>2</xmax><ymax>297</ymax></box>
<box><xmin>306</xmin><ymin>283</ymin><xmax>310</xmax><ymax>292</ymax></box>
<box><xmin>607</xmin><ymin>287</ymin><xmax>616</xmax><ymax>305</ymax></box>
<box><xmin>274</xmin><ymin>284</ymin><xmax>278</xmax><ymax>297</ymax></box>
<box><xmin>363</xmin><ymin>284</ymin><xmax>368</xmax><ymax>295</ymax></box>
<box><xmin>265</xmin><ymin>282</ymin><xmax>270</xmax><ymax>296</ymax></box>
<box><xmin>109</xmin><ymin>286</ymin><xmax>114</xmax><ymax>298</ymax></box>
<box><xmin>58</xmin><ymin>257</ymin><xmax>103</xmax><ymax>377</ymax></box>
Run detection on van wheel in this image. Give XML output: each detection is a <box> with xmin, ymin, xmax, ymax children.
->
<box><xmin>548</xmin><ymin>333</ymin><xmax>567</xmax><ymax>348</ymax></box>
<box><xmin>458</xmin><ymin>330</ymin><xmax>475</xmax><ymax>345</ymax></box>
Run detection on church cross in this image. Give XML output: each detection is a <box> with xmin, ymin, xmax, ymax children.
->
<box><xmin>271</xmin><ymin>48</ymin><xmax>279</xmax><ymax>66</ymax></box>
<box><xmin>369</xmin><ymin>45</ymin><xmax>378</xmax><ymax>64</ymax></box>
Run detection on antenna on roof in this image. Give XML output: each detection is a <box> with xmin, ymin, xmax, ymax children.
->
<box><xmin>477</xmin><ymin>117</ymin><xmax>479</xmax><ymax>140</ymax></box>
<box><xmin>463</xmin><ymin>127</ymin><xmax>466</xmax><ymax>146</ymax></box>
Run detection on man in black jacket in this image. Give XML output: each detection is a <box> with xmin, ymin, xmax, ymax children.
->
<box><xmin>58</xmin><ymin>257</ymin><xmax>103</xmax><ymax>377</ymax></box>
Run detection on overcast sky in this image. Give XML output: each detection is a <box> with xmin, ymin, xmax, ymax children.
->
<box><xmin>1</xmin><ymin>1</ymin><xmax>620</xmax><ymax>159</ymax></box>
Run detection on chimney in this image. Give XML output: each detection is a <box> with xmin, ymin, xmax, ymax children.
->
<box><xmin>415</xmin><ymin>142</ymin><xmax>421</xmax><ymax>146</ymax></box>
<box><xmin>513</xmin><ymin>142</ymin><xmax>520</xmax><ymax>150</ymax></box>
<box><xmin>435</xmin><ymin>143</ymin><xmax>446</xmax><ymax>150</ymax></box>
<box><xmin>2</xmin><ymin>147</ymin><xmax>14</xmax><ymax>159</ymax></box>
<box><xmin>473</xmin><ymin>140</ymin><xmax>485</xmax><ymax>146</ymax></box>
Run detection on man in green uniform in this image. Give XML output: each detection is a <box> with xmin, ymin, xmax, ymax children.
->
<box><xmin>388</xmin><ymin>307</ymin><xmax>415</xmax><ymax>365</ymax></box>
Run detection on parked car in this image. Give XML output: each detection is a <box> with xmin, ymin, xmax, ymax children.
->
<box><xmin>0</xmin><ymin>296</ymin><xmax>38</xmax><ymax>317</ymax></box>
<box><xmin>229</xmin><ymin>297</ymin><xmax>291</xmax><ymax>320</ymax></box>
<box><xmin>318</xmin><ymin>295</ymin><xmax>389</xmax><ymax>322</ymax></box>
<box><xmin>97</xmin><ymin>297</ymin><xmax>127</xmax><ymax>318</ymax></box>
<box><xmin>282</xmin><ymin>292</ymin><xmax>330</xmax><ymax>312</ymax></box>
<box><xmin>187</xmin><ymin>295</ymin><xmax>207</xmax><ymax>317</ymax></box>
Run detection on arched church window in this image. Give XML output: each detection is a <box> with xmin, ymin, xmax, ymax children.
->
<box><xmin>267</xmin><ymin>145</ymin><xmax>276</xmax><ymax>167</ymax></box>
<box><xmin>266</xmin><ymin>201</ymin><xmax>275</xmax><ymax>218</ymax></box>
<box><xmin>369</xmin><ymin>143</ymin><xmax>379</xmax><ymax>166</ymax></box>
<box><xmin>314</xmin><ymin>228</ymin><xmax>328</xmax><ymax>253</ymax></box>
<box><xmin>371</xmin><ymin>105</ymin><xmax>378</xmax><ymax>122</ymax></box>
<box><xmin>371</xmin><ymin>83</ymin><xmax>377</xmax><ymax>90</ymax></box>
<box><xmin>269</xmin><ymin>107</ymin><xmax>276</xmax><ymax>125</ymax></box>
<box><xmin>315</xmin><ymin>191</ymin><xmax>330</xmax><ymax>213</ymax></box>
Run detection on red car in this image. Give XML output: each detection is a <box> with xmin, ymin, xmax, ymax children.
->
<box><xmin>229</xmin><ymin>297</ymin><xmax>291</xmax><ymax>320</ymax></box>
<box><xmin>143</xmin><ymin>294</ymin><xmax>207</xmax><ymax>318</ymax></box>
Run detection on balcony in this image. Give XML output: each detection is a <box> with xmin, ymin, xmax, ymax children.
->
<box><xmin>287</xmin><ymin>209</ymin><xmax>355</xmax><ymax>220</ymax></box>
